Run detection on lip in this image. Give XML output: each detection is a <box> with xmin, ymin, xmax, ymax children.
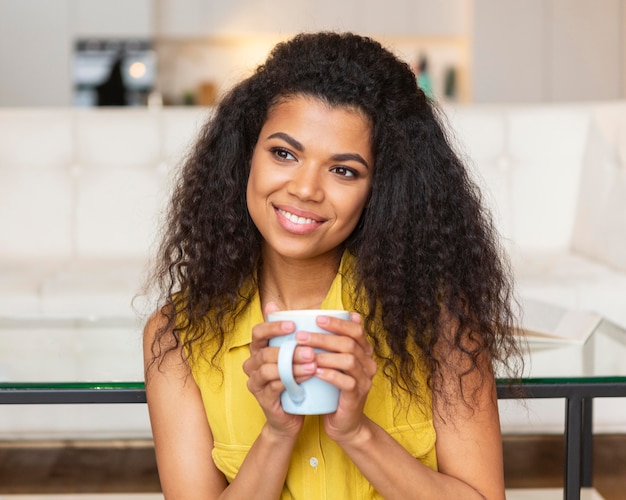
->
<box><xmin>273</xmin><ymin>204</ymin><xmax>326</xmax><ymax>234</ymax></box>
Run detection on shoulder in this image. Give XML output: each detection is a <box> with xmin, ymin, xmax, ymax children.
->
<box><xmin>143</xmin><ymin>306</ymin><xmax>188</xmax><ymax>383</ymax></box>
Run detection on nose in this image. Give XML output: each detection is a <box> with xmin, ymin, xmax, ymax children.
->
<box><xmin>287</xmin><ymin>164</ymin><xmax>324</xmax><ymax>202</ymax></box>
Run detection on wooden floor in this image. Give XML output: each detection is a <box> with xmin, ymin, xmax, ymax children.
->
<box><xmin>0</xmin><ymin>434</ymin><xmax>624</xmax><ymax>499</ymax></box>
<box><xmin>503</xmin><ymin>434</ymin><xmax>626</xmax><ymax>500</ymax></box>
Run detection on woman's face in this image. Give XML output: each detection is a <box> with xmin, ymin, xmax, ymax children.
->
<box><xmin>247</xmin><ymin>95</ymin><xmax>373</xmax><ymax>263</ymax></box>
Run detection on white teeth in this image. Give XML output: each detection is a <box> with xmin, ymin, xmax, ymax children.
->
<box><xmin>279</xmin><ymin>208</ymin><xmax>316</xmax><ymax>225</ymax></box>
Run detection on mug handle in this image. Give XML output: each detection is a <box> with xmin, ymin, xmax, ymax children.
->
<box><xmin>277</xmin><ymin>340</ymin><xmax>306</xmax><ymax>405</ymax></box>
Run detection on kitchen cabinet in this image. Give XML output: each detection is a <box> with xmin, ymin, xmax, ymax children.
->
<box><xmin>547</xmin><ymin>0</ymin><xmax>622</xmax><ymax>101</ymax></box>
<box><xmin>156</xmin><ymin>0</ymin><xmax>230</xmax><ymax>38</ymax></box>
<box><xmin>472</xmin><ymin>0</ymin><xmax>624</xmax><ymax>102</ymax></box>
<box><xmin>359</xmin><ymin>0</ymin><xmax>468</xmax><ymax>37</ymax></box>
<box><xmin>0</xmin><ymin>0</ymin><xmax>73</xmax><ymax>106</ymax></box>
<box><xmin>472</xmin><ymin>0</ymin><xmax>545</xmax><ymax>102</ymax></box>
<box><xmin>408</xmin><ymin>0</ymin><xmax>469</xmax><ymax>37</ymax></box>
<box><xmin>156</xmin><ymin>0</ymin><xmax>315</xmax><ymax>37</ymax></box>
<box><xmin>207</xmin><ymin>0</ymin><xmax>302</xmax><ymax>37</ymax></box>
<box><xmin>71</xmin><ymin>0</ymin><xmax>154</xmax><ymax>38</ymax></box>
<box><xmin>302</xmin><ymin>0</ymin><xmax>361</xmax><ymax>34</ymax></box>
<box><xmin>155</xmin><ymin>0</ymin><xmax>469</xmax><ymax>38</ymax></box>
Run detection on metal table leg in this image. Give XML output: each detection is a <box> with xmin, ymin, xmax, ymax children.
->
<box><xmin>564</xmin><ymin>395</ymin><xmax>583</xmax><ymax>500</ymax></box>
<box><xmin>581</xmin><ymin>397</ymin><xmax>593</xmax><ymax>487</ymax></box>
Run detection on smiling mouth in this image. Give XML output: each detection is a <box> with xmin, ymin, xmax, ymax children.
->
<box><xmin>276</xmin><ymin>208</ymin><xmax>322</xmax><ymax>225</ymax></box>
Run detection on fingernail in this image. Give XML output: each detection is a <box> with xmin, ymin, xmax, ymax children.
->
<box><xmin>282</xmin><ymin>321</ymin><xmax>295</xmax><ymax>332</ymax></box>
<box><xmin>296</xmin><ymin>331</ymin><xmax>309</xmax><ymax>341</ymax></box>
<box><xmin>317</xmin><ymin>315</ymin><xmax>329</xmax><ymax>325</ymax></box>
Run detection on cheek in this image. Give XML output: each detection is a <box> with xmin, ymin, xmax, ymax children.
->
<box><xmin>246</xmin><ymin>161</ymin><xmax>273</xmax><ymax>224</ymax></box>
<box><xmin>247</xmin><ymin>171</ymin><xmax>269</xmax><ymax>202</ymax></box>
<box><xmin>245</xmin><ymin>165</ymin><xmax>259</xmax><ymax>215</ymax></box>
<box><xmin>337</xmin><ymin>191</ymin><xmax>369</xmax><ymax>229</ymax></box>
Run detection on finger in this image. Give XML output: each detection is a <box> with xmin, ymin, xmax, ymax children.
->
<box><xmin>263</xmin><ymin>301</ymin><xmax>281</xmax><ymax>318</ymax></box>
<box><xmin>316</xmin><ymin>314</ymin><xmax>372</xmax><ymax>354</ymax></box>
<box><xmin>348</xmin><ymin>313</ymin><xmax>374</xmax><ymax>356</ymax></box>
<box><xmin>245</xmin><ymin>361</ymin><xmax>317</xmax><ymax>401</ymax></box>
<box><xmin>258</xmin><ymin>343</ymin><xmax>316</xmax><ymax>365</ymax></box>
<box><xmin>296</xmin><ymin>330</ymin><xmax>366</xmax><ymax>361</ymax></box>
<box><xmin>250</xmin><ymin>319</ymin><xmax>294</xmax><ymax>351</ymax></box>
<box><xmin>314</xmin><ymin>364</ymin><xmax>372</xmax><ymax>395</ymax></box>
<box><xmin>316</xmin><ymin>350</ymin><xmax>378</xmax><ymax>380</ymax></box>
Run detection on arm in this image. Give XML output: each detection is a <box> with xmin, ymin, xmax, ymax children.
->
<box><xmin>332</xmin><ymin>363</ymin><xmax>503</xmax><ymax>499</ymax></box>
<box><xmin>144</xmin><ymin>310</ymin><xmax>305</xmax><ymax>499</ymax></box>
<box><xmin>302</xmin><ymin>314</ymin><xmax>504</xmax><ymax>499</ymax></box>
<box><xmin>143</xmin><ymin>312</ymin><xmax>227</xmax><ymax>499</ymax></box>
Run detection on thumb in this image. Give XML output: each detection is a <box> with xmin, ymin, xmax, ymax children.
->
<box><xmin>264</xmin><ymin>301</ymin><xmax>281</xmax><ymax>319</ymax></box>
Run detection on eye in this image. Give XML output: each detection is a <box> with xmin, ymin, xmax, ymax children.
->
<box><xmin>330</xmin><ymin>166</ymin><xmax>358</xmax><ymax>178</ymax></box>
<box><xmin>270</xmin><ymin>147</ymin><xmax>296</xmax><ymax>161</ymax></box>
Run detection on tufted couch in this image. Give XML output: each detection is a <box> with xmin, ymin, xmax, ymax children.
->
<box><xmin>447</xmin><ymin>102</ymin><xmax>626</xmax><ymax>329</ymax></box>
<box><xmin>0</xmin><ymin>107</ymin><xmax>211</xmax><ymax>320</ymax></box>
<box><xmin>0</xmin><ymin>102</ymin><xmax>625</xmax><ymax>438</ymax></box>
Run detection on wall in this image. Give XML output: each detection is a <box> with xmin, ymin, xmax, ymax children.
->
<box><xmin>472</xmin><ymin>0</ymin><xmax>625</xmax><ymax>102</ymax></box>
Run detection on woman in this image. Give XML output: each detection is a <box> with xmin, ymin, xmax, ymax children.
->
<box><xmin>143</xmin><ymin>32</ymin><xmax>521</xmax><ymax>499</ymax></box>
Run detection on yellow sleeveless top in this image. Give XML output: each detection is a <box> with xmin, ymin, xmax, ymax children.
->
<box><xmin>188</xmin><ymin>258</ymin><xmax>437</xmax><ymax>499</ymax></box>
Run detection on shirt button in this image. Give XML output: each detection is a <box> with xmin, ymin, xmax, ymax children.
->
<box><xmin>309</xmin><ymin>457</ymin><xmax>319</xmax><ymax>468</ymax></box>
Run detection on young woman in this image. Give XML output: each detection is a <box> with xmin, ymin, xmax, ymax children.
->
<box><xmin>143</xmin><ymin>32</ymin><xmax>521</xmax><ymax>499</ymax></box>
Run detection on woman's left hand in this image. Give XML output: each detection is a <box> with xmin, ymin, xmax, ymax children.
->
<box><xmin>297</xmin><ymin>312</ymin><xmax>377</xmax><ymax>442</ymax></box>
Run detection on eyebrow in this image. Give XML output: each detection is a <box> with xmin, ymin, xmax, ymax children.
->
<box><xmin>266</xmin><ymin>132</ymin><xmax>370</xmax><ymax>170</ymax></box>
<box><xmin>331</xmin><ymin>153</ymin><xmax>370</xmax><ymax>170</ymax></box>
<box><xmin>267</xmin><ymin>132</ymin><xmax>303</xmax><ymax>152</ymax></box>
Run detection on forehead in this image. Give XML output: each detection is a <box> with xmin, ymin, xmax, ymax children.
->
<box><xmin>266</xmin><ymin>94</ymin><xmax>371</xmax><ymax>129</ymax></box>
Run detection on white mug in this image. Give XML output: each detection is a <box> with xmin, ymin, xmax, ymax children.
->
<box><xmin>268</xmin><ymin>309</ymin><xmax>349</xmax><ymax>415</ymax></box>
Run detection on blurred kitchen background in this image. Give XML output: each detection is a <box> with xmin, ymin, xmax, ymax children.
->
<box><xmin>1</xmin><ymin>0</ymin><xmax>624</xmax><ymax>108</ymax></box>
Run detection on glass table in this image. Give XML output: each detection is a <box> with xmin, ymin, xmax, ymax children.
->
<box><xmin>497</xmin><ymin>318</ymin><xmax>626</xmax><ymax>500</ymax></box>
<box><xmin>0</xmin><ymin>315</ymin><xmax>625</xmax><ymax>500</ymax></box>
<box><xmin>0</xmin><ymin>316</ymin><xmax>146</xmax><ymax>403</ymax></box>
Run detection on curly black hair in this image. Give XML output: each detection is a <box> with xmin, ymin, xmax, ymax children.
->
<box><xmin>147</xmin><ymin>31</ymin><xmax>522</xmax><ymax>409</ymax></box>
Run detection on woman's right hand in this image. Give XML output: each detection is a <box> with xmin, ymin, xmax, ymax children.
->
<box><xmin>242</xmin><ymin>302</ymin><xmax>314</xmax><ymax>437</ymax></box>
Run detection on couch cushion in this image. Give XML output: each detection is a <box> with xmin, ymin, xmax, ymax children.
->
<box><xmin>507</xmin><ymin>106</ymin><xmax>590</xmax><ymax>253</ymax></box>
<box><xmin>0</xmin><ymin>109</ymin><xmax>73</xmax><ymax>168</ymax></box>
<box><xmin>75</xmin><ymin>168</ymin><xmax>164</xmax><ymax>259</ymax></box>
<box><xmin>571</xmin><ymin>103</ymin><xmax>626</xmax><ymax>272</ymax></box>
<box><xmin>0</xmin><ymin>262</ymin><xmax>64</xmax><ymax>316</ymax></box>
<box><xmin>160</xmin><ymin>107</ymin><xmax>210</xmax><ymax>169</ymax></box>
<box><xmin>0</xmin><ymin>168</ymin><xmax>73</xmax><ymax>260</ymax></box>
<box><xmin>0</xmin><ymin>110</ymin><xmax>75</xmax><ymax>261</ymax></box>
<box><xmin>446</xmin><ymin>107</ymin><xmax>514</xmax><ymax>248</ymax></box>
<box><xmin>513</xmin><ymin>250</ymin><xmax>626</xmax><ymax>328</ymax></box>
<box><xmin>75</xmin><ymin>110</ymin><xmax>160</xmax><ymax>169</ymax></box>
<box><xmin>39</xmin><ymin>259</ymin><xmax>148</xmax><ymax>318</ymax></box>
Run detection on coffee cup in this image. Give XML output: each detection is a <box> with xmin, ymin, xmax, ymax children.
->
<box><xmin>268</xmin><ymin>309</ymin><xmax>349</xmax><ymax>414</ymax></box>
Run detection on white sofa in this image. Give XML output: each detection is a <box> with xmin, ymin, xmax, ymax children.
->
<box><xmin>0</xmin><ymin>103</ymin><xmax>625</xmax><ymax>439</ymax></box>
<box><xmin>0</xmin><ymin>107</ymin><xmax>211</xmax><ymax>320</ymax></box>
<box><xmin>447</xmin><ymin>102</ymin><xmax>626</xmax><ymax>328</ymax></box>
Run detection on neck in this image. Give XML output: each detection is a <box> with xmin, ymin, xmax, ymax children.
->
<box><xmin>259</xmin><ymin>250</ymin><xmax>342</xmax><ymax>311</ymax></box>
